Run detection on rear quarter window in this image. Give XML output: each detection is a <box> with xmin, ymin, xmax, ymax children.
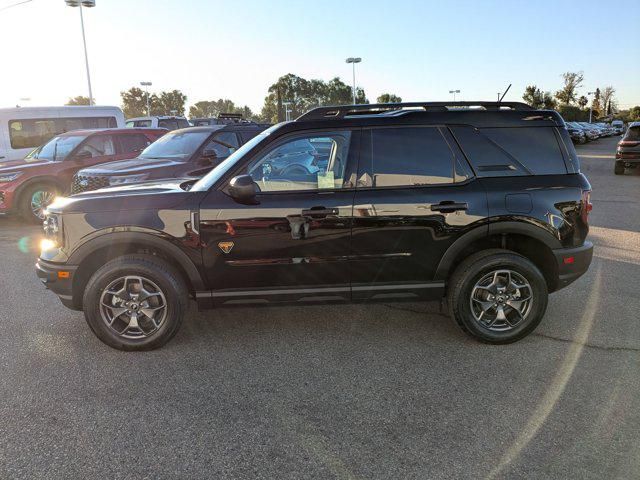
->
<box><xmin>450</xmin><ymin>126</ymin><xmax>568</xmax><ymax>176</ymax></box>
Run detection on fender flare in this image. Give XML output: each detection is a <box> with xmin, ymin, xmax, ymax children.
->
<box><xmin>434</xmin><ymin>221</ymin><xmax>561</xmax><ymax>281</ymax></box>
<box><xmin>68</xmin><ymin>231</ymin><xmax>206</xmax><ymax>291</ymax></box>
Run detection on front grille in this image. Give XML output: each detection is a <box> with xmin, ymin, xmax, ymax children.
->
<box><xmin>71</xmin><ymin>175</ymin><xmax>110</xmax><ymax>194</ymax></box>
<box><xmin>0</xmin><ymin>191</ymin><xmax>5</xmax><ymax>206</ymax></box>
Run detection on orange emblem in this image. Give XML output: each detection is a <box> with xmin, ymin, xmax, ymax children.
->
<box><xmin>218</xmin><ymin>241</ymin><xmax>234</xmax><ymax>254</ymax></box>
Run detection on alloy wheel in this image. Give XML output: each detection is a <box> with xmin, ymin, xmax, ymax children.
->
<box><xmin>99</xmin><ymin>276</ymin><xmax>168</xmax><ymax>339</ymax></box>
<box><xmin>469</xmin><ymin>269</ymin><xmax>533</xmax><ymax>332</ymax></box>
<box><xmin>30</xmin><ymin>190</ymin><xmax>56</xmax><ymax>220</ymax></box>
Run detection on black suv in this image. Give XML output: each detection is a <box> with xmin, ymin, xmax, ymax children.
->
<box><xmin>36</xmin><ymin>102</ymin><xmax>593</xmax><ymax>351</ymax></box>
<box><xmin>70</xmin><ymin>123</ymin><xmax>267</xmax><ymax>194</ymax></box>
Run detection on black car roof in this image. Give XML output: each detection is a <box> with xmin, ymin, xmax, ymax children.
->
<box><xmin>283</xmin><ymin>102</ymin><xmax>565</xmax><ymax>131</ymax></box>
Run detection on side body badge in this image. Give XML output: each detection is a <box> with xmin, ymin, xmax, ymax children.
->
<box><xmin>218</xmin><ymin>241</ymin><xmax>234</xmax><ymax>254</ymax></box>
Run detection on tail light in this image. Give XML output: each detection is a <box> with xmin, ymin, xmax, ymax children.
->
<box><xmin>619</xmin><ymin>141</ymin><xmax>640</xmax><ymax>147</ymax></box>
<box><xmin>581</xmin><ymin>190</ymin><xmax>592</xmax><ymax>223</ymax></box>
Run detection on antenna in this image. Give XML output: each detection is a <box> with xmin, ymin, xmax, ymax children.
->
<box><xmin>498</xmin><ymin>84</ymin><xmax>512</xmax><ymax>103</ymax></box>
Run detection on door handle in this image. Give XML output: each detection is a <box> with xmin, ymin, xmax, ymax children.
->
<box><xmin>430</xmin><ymin>201</ymin><xmax>468</xmax><ymax>213</ymax></box>
<box><xmin>302</xmin><ymin>207</ymin><xmax>339</xmax><ymax>217</ymax></box>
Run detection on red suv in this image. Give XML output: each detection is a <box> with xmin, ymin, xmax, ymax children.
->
<box><xmin>0</xmin><ymin>128</ymin><xmax>165</xmax><ymax>222</ymax></box>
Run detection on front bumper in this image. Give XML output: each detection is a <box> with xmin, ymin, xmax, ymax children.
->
<box><xmin>552</xmin><ymin>241</ymin><xmax>593</xmax><ymax>291</ymax></box>
<box><xmin>35</xmin><ymin>259</ymin><xmax>80</xmax><ymax>310</ymax></box>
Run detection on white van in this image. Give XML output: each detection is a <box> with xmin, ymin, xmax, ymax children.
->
<box><xmin>0</xmin><ymin>106</ymin><xmax>125</xmax><ymax>162</ymax></box>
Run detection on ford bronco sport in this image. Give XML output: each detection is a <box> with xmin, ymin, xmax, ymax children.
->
<box><xmin>36</xmin><ymin>102</ymin><xmax>593</xmax><ymax>351</ymax></box>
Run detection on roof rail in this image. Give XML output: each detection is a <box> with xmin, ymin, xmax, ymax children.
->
<box><xmin>296</xmin><ymin>101</ymin><xmax>533</xmax><ymax>121</ymax></box>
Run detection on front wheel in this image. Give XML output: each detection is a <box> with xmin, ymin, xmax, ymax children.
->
<box><xmin>83</xmin><ymin>255</ymin><xmax>188</xmax><ymax>351</ymax></box>
<box><xmin>20</xmin><ymin>183</ymin><xmax>60</xmax><ymax>223</ymax></box>
<box><xmin>447</xmin><ymin>249</ymin><xmax>548</xmax><ymax>344</ymax></box>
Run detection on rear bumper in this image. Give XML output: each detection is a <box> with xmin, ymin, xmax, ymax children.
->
<box><xmin>552</xmin><ymin>241</ymin><xmax>593</xmax><ymax>291</ymax></box>
<box><xmin>35</xmin><ymin>259</ymin><xmax>80</xmax><ymax>310</ymax></box>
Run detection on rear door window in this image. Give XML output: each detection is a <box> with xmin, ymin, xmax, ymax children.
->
<box><xmin>158</xmin><ymin>119</ymin><xmax>179</xmax><ymax>130</ymax></box>
<box><xmin>481</xmin><ymin>127</ymin><xmax>567</xmax><ymax>175</ymax></box>
<box><xmin>74</xmin><ymin>135</ymin><xmax>116</xmax><ymax>159</ymax></box>
<box><xmin>450</xmin><ymin>126</ymin><xmax>568</xmax><ymax>176</ymax></box>
<box><xmin>118</xmin><ymin>134</ymin><xmax>152</xmax><ymax>154</ymax></box>
<box><xmin>360</xmin><ymin>127</ymin><xmax>456</xmax><ymax>188</ymax></box>
<box><xmin>204</xmin><ymin>132</ymin><xmax>240</xmax><ymax>158</ymax></box>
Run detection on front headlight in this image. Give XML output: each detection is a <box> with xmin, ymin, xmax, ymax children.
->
<box><xmin>109</xmin><ymin>174</ymin><xmax>149</xmax><ymax>186</ymax></box>
<box><xmin>0</xmin><ymin>172</ymin><xmax>23</xmax><ymax>183</ymax></box>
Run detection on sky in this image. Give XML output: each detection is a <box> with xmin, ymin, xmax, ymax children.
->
<box><xmin>0</xmin><ymin>0</ymin><xmax>639</xmax><ymax>114</ymax></box>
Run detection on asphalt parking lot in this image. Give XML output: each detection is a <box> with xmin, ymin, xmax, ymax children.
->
<box><xmin>0</xmin><ymin>136</ymin><xmax>638</xmax><ymax>479</ymax></box>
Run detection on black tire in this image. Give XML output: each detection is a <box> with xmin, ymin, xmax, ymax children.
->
<box><xmin>614</xmin><ymin>162</ymin><xmax>625</xmax><ymax>175</ymax></box>
<box><xmin>19</xmin><ymin>183</ymin><xmax>60</xmax><ymax>223</ymax></box>
<box><xmin>447</xmin><ymin>249</ymin><xmax>548</xmax><ymax>344</ymax></box>
<box><xmin>83</xmin><ymin>255</ymin><xmax>188</xmax><ymax>351</ymax></box>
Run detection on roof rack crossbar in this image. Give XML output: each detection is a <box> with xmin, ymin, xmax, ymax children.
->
<box><xmin>296</xmin><ymin>101</ymin><xmax>533</xmax><ymax>121</ymax></box>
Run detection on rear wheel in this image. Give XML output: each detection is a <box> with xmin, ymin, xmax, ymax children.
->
<box><xmin>83</xmin><ymin>255</ymin><xmax>188</xmax><ymax>351</ymax></box>
<box><xmin>447</xmin><ymin>249</ymin><xmax>548</xmax><ymax>344</ymax></box>
<box><xmin>20</xmin><ymin>183</ymin><xmax>60</xmax><ymax>223</ymax></box>
<box><xmin>614</xmin><ymin>161</ymin><xmax>625</xmax><ymax>175</ymax></box>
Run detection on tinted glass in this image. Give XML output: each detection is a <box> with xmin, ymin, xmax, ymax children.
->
<box><xmin>134</xmin><ymin>120</ymin><xmax>152</xmax><ymax>128</ymax></box>
<box><xmin>75</xmin><ymin>135</ymin><xmax>115</xmax><ymax>158</ymax></box>
<box><xmin>177</xmin><ymin>119</ymin><xmax>191</xmax><ymax>129</ymax></box>
<box><xmin>364</xmin><ymin>127</ymin><xmax>454</xmax><ymax>187</ymax></box>
<box><xmin>119</xmin><ymin>134</ymin><xmax>152</xmax><ymax>154</ymax></box>
<box><xmin>9</xmin><ymin>117</ymin><xmax>116</xmax><ymax>149</ymax></box>
<box><xmin>246</xmin><ymin>131</ymin><xmax>352</xmax><ymax>192</ymax></box>
<box><xmin>138</xmin><ymin>130</ymin><xmax>210</xmax><ymax>160</ymax></box>
<box><xmin>28</xmin><ymin>135</ymin><xmax>87</xmax><ymax>161</ymax></box>
<box><xmin>158</xmin><ymin>119</ymin><xmax>179</xmax><ymax>130</ymax></box>
<box><xmin>624</xmin><ymin>126</ymin><xmax>639</xmax><ymax>141</ymax></box>
<box><xmin>481</xmin><ymin>127</ymin><xmax>567</xmax><ymax>175</ymax></box>
<box><xmin>204</xmin><ymin>132</ymin><xmax>239</xmax><ymax>158</ymax></box>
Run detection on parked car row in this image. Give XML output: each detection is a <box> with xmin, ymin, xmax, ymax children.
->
<box><xmin>564</xmin><ymin>121</ymin><xmax>622</xmax><ymax>144</ymax></box>
<box><xmin>0</xmin><ymin>111</ymin><xmax>267</xmax><ymax>221</ymax></box>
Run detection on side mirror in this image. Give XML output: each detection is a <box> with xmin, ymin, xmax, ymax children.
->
<box><xmin>73</xmin><ymin>150</ymin><xmax>93</xmax><ymax>161</ymax></box>
<box><xmin>228</xmin><ymin>175</ymin><xmax>259</xmax><ymax>205</ymax></box>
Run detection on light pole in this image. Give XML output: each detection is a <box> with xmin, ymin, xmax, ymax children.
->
<box><xmin>140</xmin><ymin>81</ymin><xmax>152</xmax><ymax>115</ymax></box>
<box><xmin>449</xmin><ymin>90</ymin><xmax>460</xmax><ymax>102</ymax></box>
<box><xmin>587</xmin><ymin>91</ymin><xmax>596</xmax><ymax>123</ymax></box>
<box><xmin>65</xmin><ymin>0</ymin><xmax>95</xmax><ymax>106</ymax></box>
<box><xmin>345</xmin><ymin>57</ymin><xmax>362</xmax><ymax>105</ymax></box>
<box><xmin>282</xmin><ymin>101</ymin><xmax>293</xmax><ymax>121</ymax></box>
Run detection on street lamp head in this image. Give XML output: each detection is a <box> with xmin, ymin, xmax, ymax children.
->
<box><xmin>346</xmin><ymin>57</ymin><xmax>362</xmax><ymax>64</ymax></box>
<box><xmin>140</xmin><ymin>82</ymin><xmax>152</xmax><ymax>87</ymax></box>
<box><xmin>449</xmin><ymin>90</ymin><xmax>460</xmax><ymax>94</ymax></box>
<box><xmin>65</xmin><ymin>0</ymin><xmax>96</xmax><ymax>6</ymax></box>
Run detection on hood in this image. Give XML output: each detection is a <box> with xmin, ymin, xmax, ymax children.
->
<box><xmin>0</xmin><ymin>158</ymin><xmax>52</xmax><ymax>172</ymax></box>
<box><xmin>48</xmin><ymin>179</ymin><xmax>200</xmax><ymax>215</ymax></box>
<box><xmin>78</xmin><ymin>157</ymin><xmax>183</xmax><ymax>175</ymax></box>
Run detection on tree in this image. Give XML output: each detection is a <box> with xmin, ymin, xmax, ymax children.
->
<box><xmin>121</xmin><ymin>87</ymin><xmax>149</xmax><ymax>118</ymax></box>
<box><xmin>151</xmin><ymin>90</ymin><xmax>187</xmax><ymax>116</ymax></box>
<box><xmin>591</xmin><ymin>88</ymin><xmax>602</xmax><ymax>119</ymax></box>
<box><xmin>66</xmin><ymin>96</ymin><xmax>93</xmax><ymax>106</ymax></box>
<box><xmin>578</xmin><ymin>96</ymin><xmax>588</xmax><ymax>109</ymax></box>
<box><xmin>555</xmin><ymin>71</ymin><xmax>584</xmax><ymax>105</ymax></box>
<box><xmin>522</xmin><ymin>86</ymin><xmax>555</xmax><ymax>110</ymax></box>
<box><xmin>522</xmin><ymin>85</ymin><xmax>543</xmax><ymax>108</ymax></box>
<box><xmin>188</xmin><ymin>99</ymin><xmax>258</xmax><ymax>121</ymax></box>
<box><xmin>259</xmin><ymin>74</ymin><xmax>368</xmax><ymax>123</ymax></box>
<box><xmin>542</xmin><ymin>92</ymin><xmax>557</xmax><ymax>110</ymax></box>
<box><xmin>600</xmin><ymin>86</ymin><xmax>616</xmax><ymax>115</ymax></box>
<box><xmin>377</xmin><ymin>93</ymin><xmax>402</xmax><ymax>103</ymax></box>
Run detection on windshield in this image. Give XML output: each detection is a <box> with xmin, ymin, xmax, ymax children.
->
<box><xmin>25</xmin><ymin>135</ymin><xmax>86</xmax><ymax>162</ymax></box>
<box><xmin>191</xmin><ymin>125</ymin><xmax>280</xmax><ymax>192</ymax></box>
<box><xmin>138</xmin><ymin>130</ymin><xmax>211</xmax><ymax>161</ymax></box>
